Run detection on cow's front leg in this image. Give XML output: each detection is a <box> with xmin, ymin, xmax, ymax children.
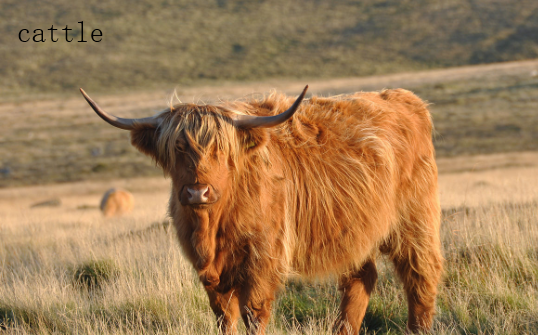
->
<box><xmin>205</xmin><ymin>287</ymin><xmax>241</xmax><ymax>335</ymax></box>
<box><xmin>238</xmin><ymin>283</ymin><xmax>278</xmax><ymax>335</ymax></box>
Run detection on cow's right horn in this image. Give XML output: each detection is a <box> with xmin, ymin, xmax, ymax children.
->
<box><xmin>80</xmin><ymin>88</ymin><xmax>160</xmax><ymax>130</ymax></box>
<box><xmin>232</xmin><ymin>85</ymin><xmax>308</xmax><ymax>129</ymax></box>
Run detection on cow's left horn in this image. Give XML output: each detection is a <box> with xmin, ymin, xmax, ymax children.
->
<box><xmin>232</xmin><ymin>85</ymin><xmax>308</xmax><ymax>129</ymax></box>
<box><xmin>80</xmin><ymin>88</ymin><xmax>159</xmax><ymax>130</ymax></box>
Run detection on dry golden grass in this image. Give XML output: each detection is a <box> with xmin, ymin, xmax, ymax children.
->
<box><xmin>1</xmin><ymin>153</ymin><xmax>537</xmax><ymax>334</ymax></box>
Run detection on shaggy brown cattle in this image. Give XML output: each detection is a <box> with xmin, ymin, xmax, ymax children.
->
<box><xmin>100</xmin><ymin>188</ymin><xmax>134</xmax><ymax>217</ymax></box>
<box><xmin>81</xmin><ymin>86</ymin><xmax>443</xmax><ymax>334</ymax></box>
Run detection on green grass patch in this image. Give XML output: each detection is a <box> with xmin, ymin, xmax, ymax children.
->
<box><xmin>276</xmin><ymin>280</ymin><xmax>339</xmax><ymax>326</ymax></box>
<box><xmin>72</xmin><ymin>259</ymin><xmax>119</xmax><ymax>291</ymax></box>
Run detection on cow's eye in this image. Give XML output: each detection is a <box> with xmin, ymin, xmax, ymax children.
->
<box><xmin>176</xmin><ymin>144</ymin><xmax>187</xmax><ymax>153</ymax></box>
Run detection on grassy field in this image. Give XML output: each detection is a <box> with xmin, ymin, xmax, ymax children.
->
<box><xmin>2</xmin><ymin>1</ymin><xmax>538</xmax><ymax>332</ymax></box>
<box><xmin>0</xmin><ymin>154</ymin><xmax>537</xmax><ymax>334</ymax></box>
<box><xmin>1</xmin><ymin>59</ymin><xmax>538</xmax><ymax>333</ymax></box>
<box><xmin>2</xmin><ymin>59</ymin><xmax>538</xmax><ymax>188</ymax></box>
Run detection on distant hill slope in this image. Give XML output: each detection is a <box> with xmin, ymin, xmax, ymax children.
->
<box><xmin>1</xmin><ymin>0</ymin><xmax>538</xmax><ymax>96</ymax></box>
<box><xmin>2</xmin><ymin>60</ymin><xmax>538</xmax><ymax>187</ymax></box>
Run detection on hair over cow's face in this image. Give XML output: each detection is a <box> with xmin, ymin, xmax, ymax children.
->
<box><xmin>130</xmin><ymin>104</ymin><xmax>268</xmax><ymax>210</ymax></box>
<box><xmin>170</xmin><ymin>138</ymin><xmax>230</xmax><ymax>208</ymax></box>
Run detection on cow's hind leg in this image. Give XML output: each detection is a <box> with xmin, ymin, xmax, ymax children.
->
<box><xmin>385</xmin><ymin>214</ymin><xmax>443</xmax><ymax>333</ymax></box>
<box><xmin>335</xmin><ymin>258</ymin><xmax>378</xmax><ymax>335</ymax></box>
<box><xmin>205</xmin><ymin>287</ymin><xmax>241</xmax><ymax>335</ymax></box>
<box><xmin>391</xmin><ymin>245</ymin><xmax>442</xmax><ymax>333</ymax></box>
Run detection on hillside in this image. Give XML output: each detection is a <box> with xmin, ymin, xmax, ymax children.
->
<box><xmin>1</xmin><ymin>0</ymin><xmax>538</xmax><ymax>96</ymax></box>
<box><xmin>1</xmin><ymin>60</ymin><xmax>538</xmax><ymax>187</ymax></box>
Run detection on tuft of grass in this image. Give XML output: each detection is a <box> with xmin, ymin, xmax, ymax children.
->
<box><xmin>29</xmin><ymin>198</ymin><xmax>62</xmax><ymax>208</ymax></box>
<box><xmin>72</xmin><ymin>259</ymin><xmax>119</xmax><ymax>291</ymax></box>
<box><xmin>91</xmin><ymin>163</ymin><xmax>110</xmax><ymax>173</ymax></box>
<box><xmin>0</xmin><ymin>303</ymin><xmax>71</xmax><ymax>333</ymax></box>
<box><xmin>0</xmin><ymin>305</ymin><xmax>37</xmax><ymax>330</ymax></box>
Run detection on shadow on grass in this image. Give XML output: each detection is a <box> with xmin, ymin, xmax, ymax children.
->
<box><xmin>111</xmin><ymin>220</ymin><xmax>171</xmax><ymax>242</ymax></box>
<box><xmin>276</xmin><ymin>279</ymin><xmax>407</xmax><ymax>334</ymax></box>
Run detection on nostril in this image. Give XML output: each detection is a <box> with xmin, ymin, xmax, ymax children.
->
<box><xmin>187</xmin><ymin>188</ymin><xmax>195</xmax><ymax>199</ymax></box>
<box><xmin>202</xmin><ymin>187</ymin><xmax>210</xmax><ymax>199</ymax></box>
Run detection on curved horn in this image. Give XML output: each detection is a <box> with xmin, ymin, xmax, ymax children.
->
<box><xmin>232</xmin><ymin>85</ymin><xmax>308</xmax><ymax>129</ymax></box>
<box><xmin>80</xmin><ymin>88</ymin><xmax>159</xmax><ymax>130</ymax></box>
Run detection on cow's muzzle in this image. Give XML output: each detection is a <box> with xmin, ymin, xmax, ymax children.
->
<box><xmin>180</xmin><ymin>184</ymin><xmax>219</xmax><ymax>206</ymax></box>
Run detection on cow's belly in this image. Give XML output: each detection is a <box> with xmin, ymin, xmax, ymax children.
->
<box><xmin>289</xmin><ymin>219</ymin><xmax>389</xmax><ymax>278</ymax></box>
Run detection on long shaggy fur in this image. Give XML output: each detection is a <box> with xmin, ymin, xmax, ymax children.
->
<box><xmin>128</xmin><ymin>89</ymin><xmax>444</xmax><ymax>334</ymax></box>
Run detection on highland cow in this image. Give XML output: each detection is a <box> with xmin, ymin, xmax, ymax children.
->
<box><xmin>100</xmin><ymin>188</ymin><xmax>134</xmax><ymax>217</ymax></box>
<box><xmin>81</xmin><ymin>86</ymin><xmax>443</xmax><ymax>334</ymax></box>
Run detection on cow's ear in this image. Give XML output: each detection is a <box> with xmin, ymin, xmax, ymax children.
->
<box><xmin>130</xmin><ymin>126</ymin><xmax>159</xmax><ymax>161</ymax></box>
<box><xmin>240</xmin><ymin>128</ymin><xmax>269</xmax><ymax>155</ymax></box>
